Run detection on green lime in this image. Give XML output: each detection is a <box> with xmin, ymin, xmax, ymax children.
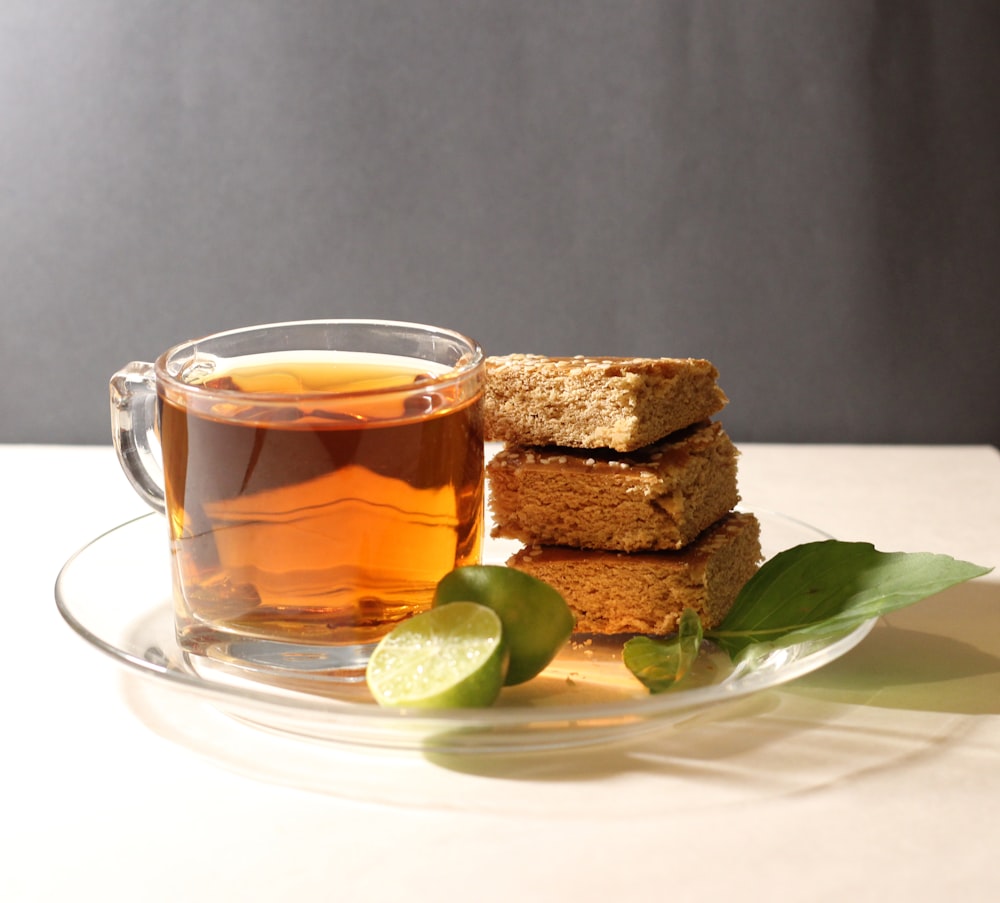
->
<box><xmin>365</xmin><ymin>602</ymin><xmax>508</xmax><ymax>708</ymax></box>
<box><xmin>433</xmin><ymin>565</ymin><xmax>575</xmax><ymax>685</ymax></box>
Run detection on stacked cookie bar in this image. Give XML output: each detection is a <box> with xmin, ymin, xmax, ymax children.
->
<box><xmin>484</xmin><ymin>354</ymin><xmax>762</xmax><ymax>636</ymax></box>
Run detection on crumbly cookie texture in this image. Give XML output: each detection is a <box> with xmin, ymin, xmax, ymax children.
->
<box><xmin>488</xmin><ymin>421</ymin><xmax>740</xmax><ymax>552</ymax></box>
<box><xmin>484</xmin><ymin>354</ymin><xmax>728</xmax><ymax>452</ymax></box>
<box><xmin>507</xmin><ymin>512</ymin><xmax>761</xmax><ymax>636</ymax></box>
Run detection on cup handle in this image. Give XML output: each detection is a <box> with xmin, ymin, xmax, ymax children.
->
<box><xmin>109</xmin><ymin>361</ymin><xmax>166</xmax><ymax>514</ymax></box>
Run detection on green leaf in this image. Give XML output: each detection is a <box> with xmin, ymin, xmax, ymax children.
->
<box><xmin>706</xmin><ymin>541</ymin><xmax>992</xmax><ymax>659</ymax></box>
<box><xmin>622</xmin><ymin>608</ymin><xmax>703</xmax><ymax>693</ymax></box>
<box><xmin>620</xmin><ymin>541</ymin><xmax>991</xmax><ymax>694</ymax></box>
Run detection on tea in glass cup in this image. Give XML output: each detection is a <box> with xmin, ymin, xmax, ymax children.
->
<box><xmin>110</xmin><ymin>320</ymin><xmax>485</xmax><ymax>677</ymax></box>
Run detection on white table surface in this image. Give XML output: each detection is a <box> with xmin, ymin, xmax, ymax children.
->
<box><xmin>4</xmin><ymin>442</ymin><xmax>999</xmax><ymax>902</ymax></box>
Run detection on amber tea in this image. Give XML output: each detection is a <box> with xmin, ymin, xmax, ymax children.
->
<box><xmin>159</xmin><ymin>350</ymin><xmax>484</xmax><ymax>655</ymax></box>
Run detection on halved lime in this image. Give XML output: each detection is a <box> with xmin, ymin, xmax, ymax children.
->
<box><xmin>433</xmin><ymin>565</ymin><xmax>575</xmax><ymax>685</ymax></box>
<box><xmin>365</xmin><ymin>602</ymin><xmax>508</xmax><ymax>708</ymax></box>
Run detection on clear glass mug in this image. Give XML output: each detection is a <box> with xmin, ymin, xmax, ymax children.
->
<box><xmin>110</xmin><ymin>320</ymin><xmax>485</xmax><ymax>678</ymax></box>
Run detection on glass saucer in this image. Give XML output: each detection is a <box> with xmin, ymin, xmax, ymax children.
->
<box><xmin>55</xmin><ymin>510</ymin><xmax>874</xmax><ymax>754</ymax></box>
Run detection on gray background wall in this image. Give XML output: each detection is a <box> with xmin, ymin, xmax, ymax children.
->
<box><xmin>3</xmin><ymin>0</ymin><xmax>998</xmax><ymax>445</ymax></box>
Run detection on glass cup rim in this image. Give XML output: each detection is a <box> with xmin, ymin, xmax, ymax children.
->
<box><xmin>153</xmin><ymin>318</ymin><xmax>485</xmax><ymax>404</ymax></box>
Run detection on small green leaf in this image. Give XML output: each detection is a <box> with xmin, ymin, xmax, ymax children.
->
<box><xmin>623</xmin><ymin>608</ymin><xmax>703</xmax><ymax>693</ymax></box>
<box><xmin>706</xmin><ymin>541</ymin><xmax>991</xmax><ymax>659</ymax></box>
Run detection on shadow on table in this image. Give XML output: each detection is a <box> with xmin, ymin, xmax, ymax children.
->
<box><xmin>118</xmin><ymin>579</ymin><xmax>999</xmax><ymax>813</ymax></box>
<box><xmin>786</xmin><ymin>577</ymin><xmax>1000</xmax><ymax>715</ymax></box>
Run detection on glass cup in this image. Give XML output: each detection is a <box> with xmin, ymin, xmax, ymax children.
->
<box><xmin>110</xmin><ymin>319</ymin><xmax>485</xmax><ymax>678</ymax></box>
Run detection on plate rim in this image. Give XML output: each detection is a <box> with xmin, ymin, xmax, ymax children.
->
<box><xmin>54</xmin><ymin>510</ymin><xmax>876</xmax><ymax>740</ymax></box>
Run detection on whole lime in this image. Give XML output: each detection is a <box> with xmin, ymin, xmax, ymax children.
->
<box><xmin>433</xmin><ymin>565</ymin><xmax>575</xmax><ymax>685</ymax></box>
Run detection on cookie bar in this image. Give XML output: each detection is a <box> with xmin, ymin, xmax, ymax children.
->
<box><xmin>507</xmin><ymin>512</ymin><xmax>761</xmax><ymax>636</ymax></box>
<box><xmin>488</xmin><ymin>421</ymin><xmax>740</xmax><ymax>551</ymax></box>
<box><xmin>484</xmin><ymin>354</ymin><xmax>728</xmax><ymax>453</ymax></box>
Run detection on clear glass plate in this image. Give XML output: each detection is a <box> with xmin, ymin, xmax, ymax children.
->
<box><xmin>55</xmin><ymin>510</ymin><xmax>874</xmax><ymax>754</ymax></box>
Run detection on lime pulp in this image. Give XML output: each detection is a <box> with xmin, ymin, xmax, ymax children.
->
<box><xmin>365</xmin><ymin>602</ymin><xmax>508</xmax><ymax>708</ymax></box>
